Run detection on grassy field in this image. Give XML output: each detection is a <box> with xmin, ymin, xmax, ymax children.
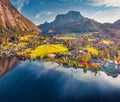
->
<box><xmin>17</xmin><ymin>42</ymin><xmax>28</xmax><ymax>46</ymax></box>
<box><xmin>1</xmin><ymin>43</ymin><xmax>17</xmax><ymax>50</ymax></box>
<box><xmin>101</xmin><ymin>40</ymin><xmax>112</xmax><ymax>45</ymax></box>
<box><xmin>55</xmin><ymin>36</ymin><xmax>76</xmax><ymax>40</ymax></box>
<box><xmin>88</xmin><ymin>39</ymin><xmax>96</xmax><ymax>42</ymax></box>
<box><xmin>82</xmin><ymin>45</ymin><xmax>99</xmax><ymax>55</ymax></box>
<box><xmin>17</xmin><ymin>44</ymin><xmax>68</xmax><ymax>59</ymax></box>
<box><xmin>30</xmin><ymin>44</ymin><xmax>68</xmax><ymax>58</ymax></box>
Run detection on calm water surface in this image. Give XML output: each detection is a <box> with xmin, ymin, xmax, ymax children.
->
<box><xmin>0</xmin><ymin>60</ymin><xmax>120</xmax><ymax>102</ymax></box>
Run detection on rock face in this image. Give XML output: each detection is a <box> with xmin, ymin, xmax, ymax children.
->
<box><xmin>39</xmin><ymin>11</ymin><xmax>101</xmax><ymax>34</ymax></box>
<box><xmin>53</xmin><ymin>11</ymin><xmax>84</xmax><ymax>25</ymax></box>
<box><xmin>0</xmin><ymin>0</ymin><xmax>41</xmax><ymax>34</ymax></box>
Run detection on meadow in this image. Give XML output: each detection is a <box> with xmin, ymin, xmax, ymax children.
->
<box><xmin>17</xmin><ymin>44</ymin><xmax>68</xmax><ymax>59</ymax></box>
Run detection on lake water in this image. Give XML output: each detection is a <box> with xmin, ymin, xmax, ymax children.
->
<box><xmin>0</xmin><ymin>60</ymin><xmax>120</xmax><ymax>102</ymax></box>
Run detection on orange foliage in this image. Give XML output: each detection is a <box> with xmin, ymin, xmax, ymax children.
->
<box><xmin>91</xmin><ymin>63</ymin><xmax>100</xmax><ymax>69</ymax></box>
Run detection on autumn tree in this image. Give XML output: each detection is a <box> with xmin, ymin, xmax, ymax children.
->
<box><xmin>81</xmin><ymin>52</ymin><xmax>91</xmax><ymax>61</ymax></box>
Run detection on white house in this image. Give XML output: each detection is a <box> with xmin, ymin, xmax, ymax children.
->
<box><xmin>103</xmin><ymin>60</ymin><xmax>119</xmax><ymax>70</ymax></box>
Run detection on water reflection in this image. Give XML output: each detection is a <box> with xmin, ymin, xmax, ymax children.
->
<box><xmin>0</xmin><ymin>60</ymin><xmax>120</xmax><ymax>102</ymax></box>
<box><xmin>39</xmin><ymin>61</ymin><xmax>120</xmax><ymax>87</ymax></box>
<box><xmin>0</xmin><ymin>57</ymin><xmax>19</xmax><ymax>76</ymax></box>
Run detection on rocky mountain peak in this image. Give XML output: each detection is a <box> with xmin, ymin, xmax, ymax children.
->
<box><xmin>0</xmin><ymin>0</ymin><xmax>41</xmax><ymax>35</ymax></box>
<box><xmin>66</xmin><ymin>11</ymin><xmax>83</xmax><ymax>17</ymax></box>
<box><xmin>54</xmin><ymin>11</ymin><xmax>84</xmax><ymax>25</ymax></box>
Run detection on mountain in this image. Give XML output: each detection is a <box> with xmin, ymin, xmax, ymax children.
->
<box><xmin>114</xmin><ymin>20</ymin><xmax>120</xmax><ymax>25</ymax></box>
<box><xmin>53</xmin><ymin>11</ymin><xmax>84</xmax><ymax>25</ymax></box>
<box><xmin>101</xmin><ymin>20</ymin><xmax>120</xmax><ymax>30</ymax></box>
<box><xmin>0</xmin><ymin>0</ymin><xmax>41</xmax><ymax>36</ymax></box>
<box><xmin>113</xmin><ymin>20</ymin><xmax>120</xmax><ymax>29</ymax></box>
<box><xmin>39</xmin><ymin>11</ymin><xmax>101</xmax><ymax>34</ymax></box>
<box><xmin>99</xmin><ymin>20</ymin><xmax>120</xmax><ymax>37</ymax></box>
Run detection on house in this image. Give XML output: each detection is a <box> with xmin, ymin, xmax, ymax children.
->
<box><xmin>47</xmin><ymin>54</ymin><xmax>56</xmax><ymax>59</ymax></box>
<box><xmin>102</xmin><ymin>60</ymin><xmax>119</xmax><ymax>70</ymax></box>
<box><xmin>71</xmin><ymin>50</ymin><xmax>85</xmax><ymax>56</ymax></box>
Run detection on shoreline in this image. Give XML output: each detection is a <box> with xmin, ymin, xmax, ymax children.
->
<box><xmin>0</xmin><ymin>56</ymin><xmax>120</xmax><ymax>78</ymax></box>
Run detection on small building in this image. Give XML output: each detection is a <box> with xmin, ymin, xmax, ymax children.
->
<box><xmin>102</xmin><ymin>60</ymin><xmax>119</xmax><ymax>70</ymax></box>
<box><xmin>47</xmin><ymin>54</ymin><xmax>56</xmax><ymax>58</ymax></box>
<box><xmin>71</xmin><ymin>50</ymin><xmax>85</xmax><ymax>56</ymax></box>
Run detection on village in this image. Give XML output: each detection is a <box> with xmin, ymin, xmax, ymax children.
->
<box><xmin>0</xmin><ymin>32</ymin><xmax>120</xmax><ymax>77</ymax></box>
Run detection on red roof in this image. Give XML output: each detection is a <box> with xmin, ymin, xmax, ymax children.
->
<box><xmin>78</xmin><ymin>61</ymin><xmax>91</xmax><ymax>66</ymax></box>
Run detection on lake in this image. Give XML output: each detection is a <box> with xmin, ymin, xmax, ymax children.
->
<box><xmin>0</xmin><ymin>60</ymin><xmax>120</xmax><ymax>102</ymax></box>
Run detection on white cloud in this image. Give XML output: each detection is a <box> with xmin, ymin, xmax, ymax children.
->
<box><xmin>89</xmin><ymin>0</ymin><xmax>120</xmax><ymax>7</ymax></box>
<box><xmin>90</xmin><ymin>9</ymin><xmax>120</xmax><ymax>23</ymax></box>
<box><xmin>35</xmin><ymin>11</ymin><xmax>53</xmax><ymax>19</ymax></box>
<box><xmin>13</xmin><ymin>0</ymin><xmax>30</xmax><ymax>13</ymax></box>
<box><xmin>59</xmin><ymin>0</ymin><xmax>77</xmax><ymax>2</ymax></box>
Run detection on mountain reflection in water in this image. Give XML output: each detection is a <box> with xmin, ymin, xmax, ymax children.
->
<box><xmin>0</xmin><ymin>57</ymin><xmax>19</xmax><ymax>76</ymax></box>
<box><xmin>0</xmin><ymin>60</ymin><xmax>120</xmax><ymax>102</ymax></box>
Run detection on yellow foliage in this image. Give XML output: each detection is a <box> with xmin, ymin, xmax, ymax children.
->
<box><xmin>19</xmin><ymin>35</ymin><xmax>29</xmax><ymax>41</ymax></box>
<box><xmin>17</xmin><ymin>42</ymin><xmax>28</xmax><ymax>46</ymax></box>
<box><xmin>118</xmin><ymin>51</ymin><xmax>120</xmax><ymax>56</ymax></box>
<box><xmin>30</xmin><ymin>44</ymin><xmax>68</xmax><ymax>58</ymax></box>
<box><xmin>91</xmin><ymin>63</ymin><xmax>99</xmax><ymax>69</ymax></box>
<box><xmin>83</xmin><ymin>45</ymin><xmax>98</xmax><ymax>55</ymax></box>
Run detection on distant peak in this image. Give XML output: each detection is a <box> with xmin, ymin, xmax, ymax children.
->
<box><xmin>54</xmin><ymin>11</ymin><xmax>84</xmax><ymax>24</ymax></box>
<box><xmin>67</xmin><ymin>11</ymin><xmax>81</xmax><ymax>15</ymax></box>
<box><xmin>44</xmin><ymin>21</ymin><xmax>49</xmax><ymax>24</ymax></box>
<box><xmin>114</xmin><ymin>19</ymin><xmax>120</xmax><ymax>24</ymax></box>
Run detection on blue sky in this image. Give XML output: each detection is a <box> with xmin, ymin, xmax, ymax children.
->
<box><xmin>11</xmin><ymin>0</ymin><xmax>120</xmax><ymax>25</ymax></box>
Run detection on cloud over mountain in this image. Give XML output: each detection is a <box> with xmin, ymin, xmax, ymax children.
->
<box><xmin>89</xmin><ymin>0</ymin><xmax>120</xmax><ymax>7</ymax></box>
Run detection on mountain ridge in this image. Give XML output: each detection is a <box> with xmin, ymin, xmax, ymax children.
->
<box><xmin>38</xmin><ymin>11</ymin><xmax>120</xmax><ymax>35</ymax></box>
